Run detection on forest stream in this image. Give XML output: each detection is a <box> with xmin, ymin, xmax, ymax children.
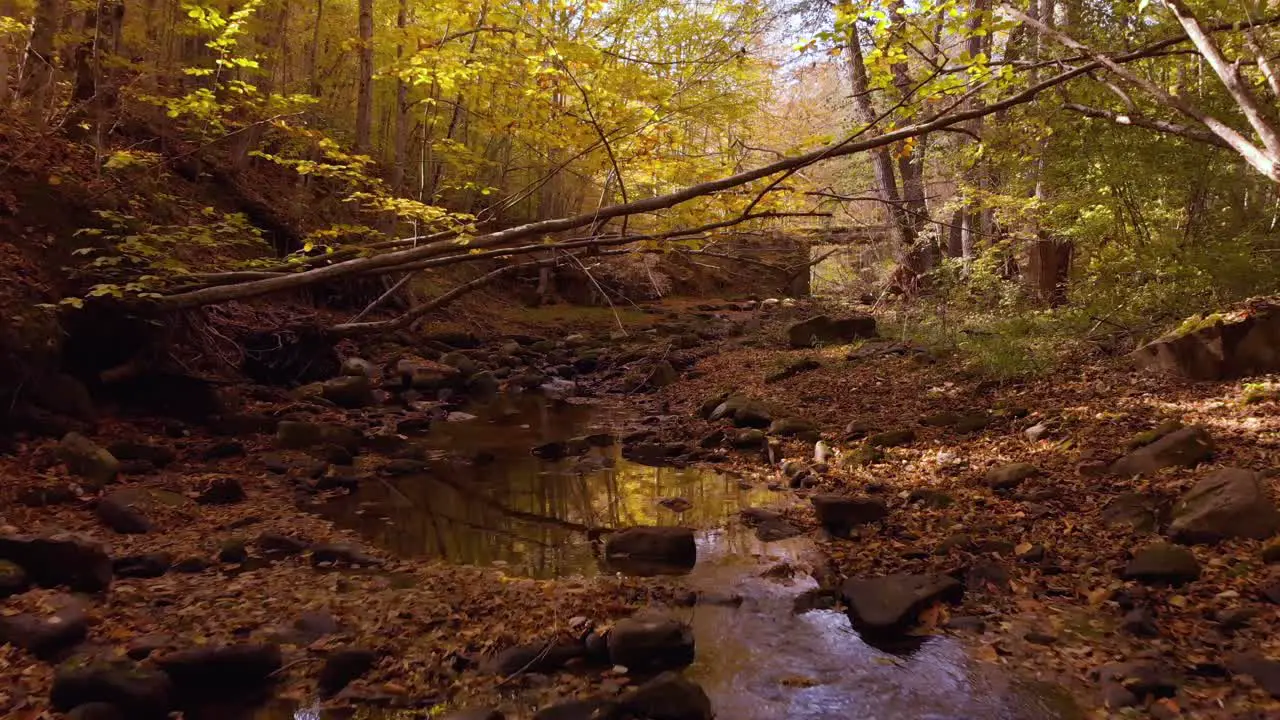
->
<box><xmin>259</xmin><ymin>396</ymin><xmax>1079</xmax><ymax>720</ymax></box>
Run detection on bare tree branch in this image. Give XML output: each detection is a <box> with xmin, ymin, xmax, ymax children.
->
<box><xmin>1063</xmin><ymin>102</ymin><xmax>1231</xmax><ymax>147</ymax></box>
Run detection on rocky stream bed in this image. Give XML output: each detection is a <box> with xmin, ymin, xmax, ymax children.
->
<box><xmin>2</xmin><ymin>299</ymin><xmax>1280</xmax><ymax>719</ymax></box>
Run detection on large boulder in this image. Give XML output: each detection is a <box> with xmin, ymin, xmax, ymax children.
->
<box><xmin>607</xmin><ymin>616</ymin><xmax>695</xmax><ymax>673</ymax></box>
<box><xmin>0</xmin><ymin>594</ymin><xmax>89</xmax><ymax>658</ymax></box>
<box><xmin>1132</xmin><ymin>301</ymin><xmax>1280</xmax><ymax>379</ymax></box>
<box><xmin>1168</xmin><ymin>468</ymin><xmax>1280</xmax><ymax>544</ymax></box>
<box><xmin>154</xmin><ymin>644</ymin><xmax>282</xmax><ymax>700</ymax></box>
<box><xmin>1110</xmin><ymin>426</ymin><xmax>1213</xmax><ymax>477</ymax></box>
<box><xmin>604</xmin><ymin>527</ymin><xmax>696</xmax><ymax>573</ymax></box>
<box><xmin>51</xmin><ymin>660</ymin><xmax>173</xmax><ymax>719</ymax></box>
<box><xmin>811</xmin><ymin>494</ymin><xmax>887</xmax><ymax>537</ymax></box>
<box><xmin>0</xmin><ymin>533</ymin><xmax>112</xmax><ymax>592</ymax></box>
<box><xmin>787</xmin><ymin>315</ymin><xmax>877</xmax><ymax>348</ymax></box>
<box><xmin>1123</xmin><ymin>543</ymin><xmax>1201</xmax><ymax>585</ymax></box>
<box><xmin>57</xmin><ymin>433</ymin><xmax>119</xmax><ymax>486</ymax></box>
<box><xmin>841</xmin><ymin>573</ymin><xmax>963</xmax><ymax>635</ymax></box>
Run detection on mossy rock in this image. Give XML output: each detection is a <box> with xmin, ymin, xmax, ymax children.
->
<box><xmin>1123</xmin><ymin>420</ymin><xmax>1185</xmax><ymax>452</ymax></box>
<box><xmin>841</xmin><ymin>445</ymin><xmax>884</xmax><ymax>468</ymax></box>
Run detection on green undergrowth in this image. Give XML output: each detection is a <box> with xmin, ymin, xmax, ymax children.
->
<box><xmin>513</xmin><ymin>305</ymin><xmax>653</xmax><ymax>331</ymax></box>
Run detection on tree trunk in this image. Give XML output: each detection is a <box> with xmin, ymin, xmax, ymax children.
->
<box><xmin>307</xmin><ymin>0</ymin><xmax>323</xmax><ymax>95</ymax></box>
<box><xmin>0</xmin><ymin>0</ymin><xmax>14</xmax><ymax>105</ymax></box>
<box><xmin>20</xmin><ymin>0</ymin><xmax>59</xmax><ymax>121</ymax></box>
<box><xmin>389</xmin><ymin>0</ymin><xmax>409</xmax><ymax>192</ymax></box>
<box><xmin>846</xmin><ymin>22</ymin><xmax>910</xmax><ymax>246</ymax></box>
<box><xmin>1027</xmin><ymin>235</ymin><xmax>1073</xmax><ymax>305</ymax></box>
<box><xmin>355</xmin><ymin>0</ymin><xmax>374</xmax><ymax>153</ymax></box>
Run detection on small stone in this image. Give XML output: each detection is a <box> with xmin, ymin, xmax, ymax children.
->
<box><xmin>1024</xmin><ymin>630</ymin><xmax>1057</xmax><ymax>645</ymax></box>
<box><xmin>1227</xmin><ymin>653</ymin><xmax>1280</xmax><ymax>698</ymax></box>
<box><xmin>57</xmin><ymin>433</ymin><xmax>119</xmax><ymax>485</ymax></box>
<box><xmin>310</xmin><ymin>543</ymin><xmax>380</xmax><ymax>567</ymax></box>
<box><xmin>811</xmin><ymin>494</ymin><xmax>888</xmax><ymax>537</ymax></box>
<box><xmin>841</xmin><ymin>573</ymin><xmax>963</xmax><ymax>635</ymax></box>
<box><xmin>866</xmin><ymin>429</ymin><xmax>915</xmax><ymax>447</ymax></box>
<box><xmin>256</xmin><ymin>532</ymin><xmax>310</xmax><ymax>556</ymax></box>
<box><xmin>113</xmin><ymin>552</ymin><xmax>172</xmax><ymax>579</ymax></box>
<box><xmin>984</xmin><ymin>463</ymin><xmax>1037</xmax><ymax>491</ymax></box>
<box><xmin>197</xmin><ymin>477</ymin><xmax>245</xmax><ymax>505</ymax></box>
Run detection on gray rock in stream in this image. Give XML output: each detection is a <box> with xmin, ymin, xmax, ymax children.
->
<box><xmin>841</xmin><ymin>573</ymin><xmax>963</xmax><ymax>635</ymax></box>
<box><xmin>604</xmin><ymin>527</ymin><xmax>696</xmax><ymax>573</ymax></box>
<box><xmin>607</xmin><ymin>616</ymin><xmax>695</xmax><ymax>673</ymax></box>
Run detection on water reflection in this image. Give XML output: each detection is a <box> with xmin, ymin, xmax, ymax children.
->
<box><xmin>321</xmin><ymin>396</ymin><xmax>775</xmax><ymax>578</ymax></box>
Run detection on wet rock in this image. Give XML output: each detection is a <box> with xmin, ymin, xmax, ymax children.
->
<box><xmin>786</xmin><ymin>314</ymin><xmax>876</xmax><ymax>348</ymax></box>
<box><xmin>51</xmin><ymin>660</ymin><xmax>173</xmax><ymax>719</ymax></box>
<box><xmin>984</xmin><ymin>463</ymin><xmax>1037</xmax><ymax>491</ymax></box>
<box><xmin>97</xmin><ymin>488</ymin><xmax>195</xmax><ymax>535</ymax></box>
<box><xmin>608</xmin><ymin>616</ymin><xmax>695</xmax><ymax>673</ymax></box>
<box><xmin>764</xmin><ymin>358</ymin><xmax>821</xmax><ymax>383</ymax></box>
<box><xmin>1123</xmin><ymin>543</ymin><xmax>1200</xmax><ymax>585</ymax></box>
<box><xmin>1110</xmin><ymin>426</ymin><xmax>1213</xmax><ymax>477</ymax></box>
<box><xmin>155</xmin><ymin>644</ymin><xmax>282</xmax><ymax>699</ymax></box>
<box><xmin>866</xmin><ymin>429</ymin><xmax>915</xmax><ymax>448</ymax></box>
<box><xmin>197</xmin><ymin>477</ymin><xmax>246</xmax><ymax>505</ymax></box>
<box><xmin>483</xmin><ymin>643</ymin><xmax>585</xmax><ymax>676</ymax></box>
<box><xmin>768</xmin><ymin>417</ymin><xmax>820</xmax><ymax>440</ymax></box>
<box><xmin>58</xmin><ymin>433</ymin><xmax>119</xmax><ymax>485</ymax></box>
<box><xmin>1227</xmin><ymin>653</ymin><xmax>1280</xmax><ymax>697</ymax></box>
<box><xmin>256</xmin><ymin>532</ymin><xmax>310</xmax><ymax>556</ymax></box>
<box><xmin>841</xmin><ymin>573</ymin><xmax>963</xmax><ymax>635</ymax></box>
<box><xmin>106</xmin><ymin>441</ymin><xmax>176</xmax><ymax>468</ymax></box>
<box><xmin>319</xmin><ymin>647</ymin><xmax>378</xmax><ymax>697</ymax></box>
<box><xmin>604</xmin><ymin>527</ymin><xmax>696</xmax><ymax>569</ymax></box>
<box><xmin>811</xmin><ymin>494</ymin><xmax>887</xmax><ymax>537</ymax></box>
<box><xmin>1101</xmin><ymin>493</ymin><xmax>1162</xmax><ymax>532</ymax></box>
<box><xmin>617</xmin><ymin>671</ymin><xmax>712</xmax><ymax>720</ymax></box>
<box><xmin>1122</xmin><ymin>607</ymin><xmax>1158</xmax><ymax>637</ymax></box>
<box><xmin>1167</xmin><ymin>468</ymin><xmax>1280</xmax><ymax>543</ymax></box>
<box><xmin>793</xmin><ymin>588</ymin><xmax>838</xmax><ymax>614</ymax></box>
<box><xmin>113</xmin><ymin>552</ymin><xmax>172</xmax><ymax>579</ymax></box>
<box><xmin>310</xmin><ymin>542</ymin><xmax>380</xmax><ymax>567</ymax></box>
<box><xmin>0</xmin><ymin>559</ymin><xmax>30</xmax><ymax>597</ymax></box>
<box><xmin>755</xmin><ymin>517</ymin><xmax>803</xmax><ymax>542</ymax></box>
<box><xmin>468</xmin><ymin>371</ymin><xmax>500</xmax><ymax>398</ymax></box>
<box><xmin>0</xmin><ymin>533</ymin><xmax>112</xmax><ymax>592</ymax></box>
<box><xmin>532</xmin><ymin>441</ymin><xmax>570</xmax><ymax>460</ymax></box>
<box><xmin>0</xmin><ymin>594</ymin><xmax>89</xmax><ymax>657</ymax></box>
<box><xmin>1097</xmin><ymin>661</ymin><xmax>1178</xmax><ymax>708</ymax></box>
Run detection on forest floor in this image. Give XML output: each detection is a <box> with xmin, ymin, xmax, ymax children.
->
<box><xmin>0</xmin><ymin>298</ymin><xmax>1278</xmax><ymax>719</ymax></box>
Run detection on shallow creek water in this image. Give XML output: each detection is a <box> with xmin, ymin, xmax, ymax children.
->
<box><xmin>261</xmin><ymin>396</ymin><xmax>1079</xmax><ymax>720</ymax></box>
